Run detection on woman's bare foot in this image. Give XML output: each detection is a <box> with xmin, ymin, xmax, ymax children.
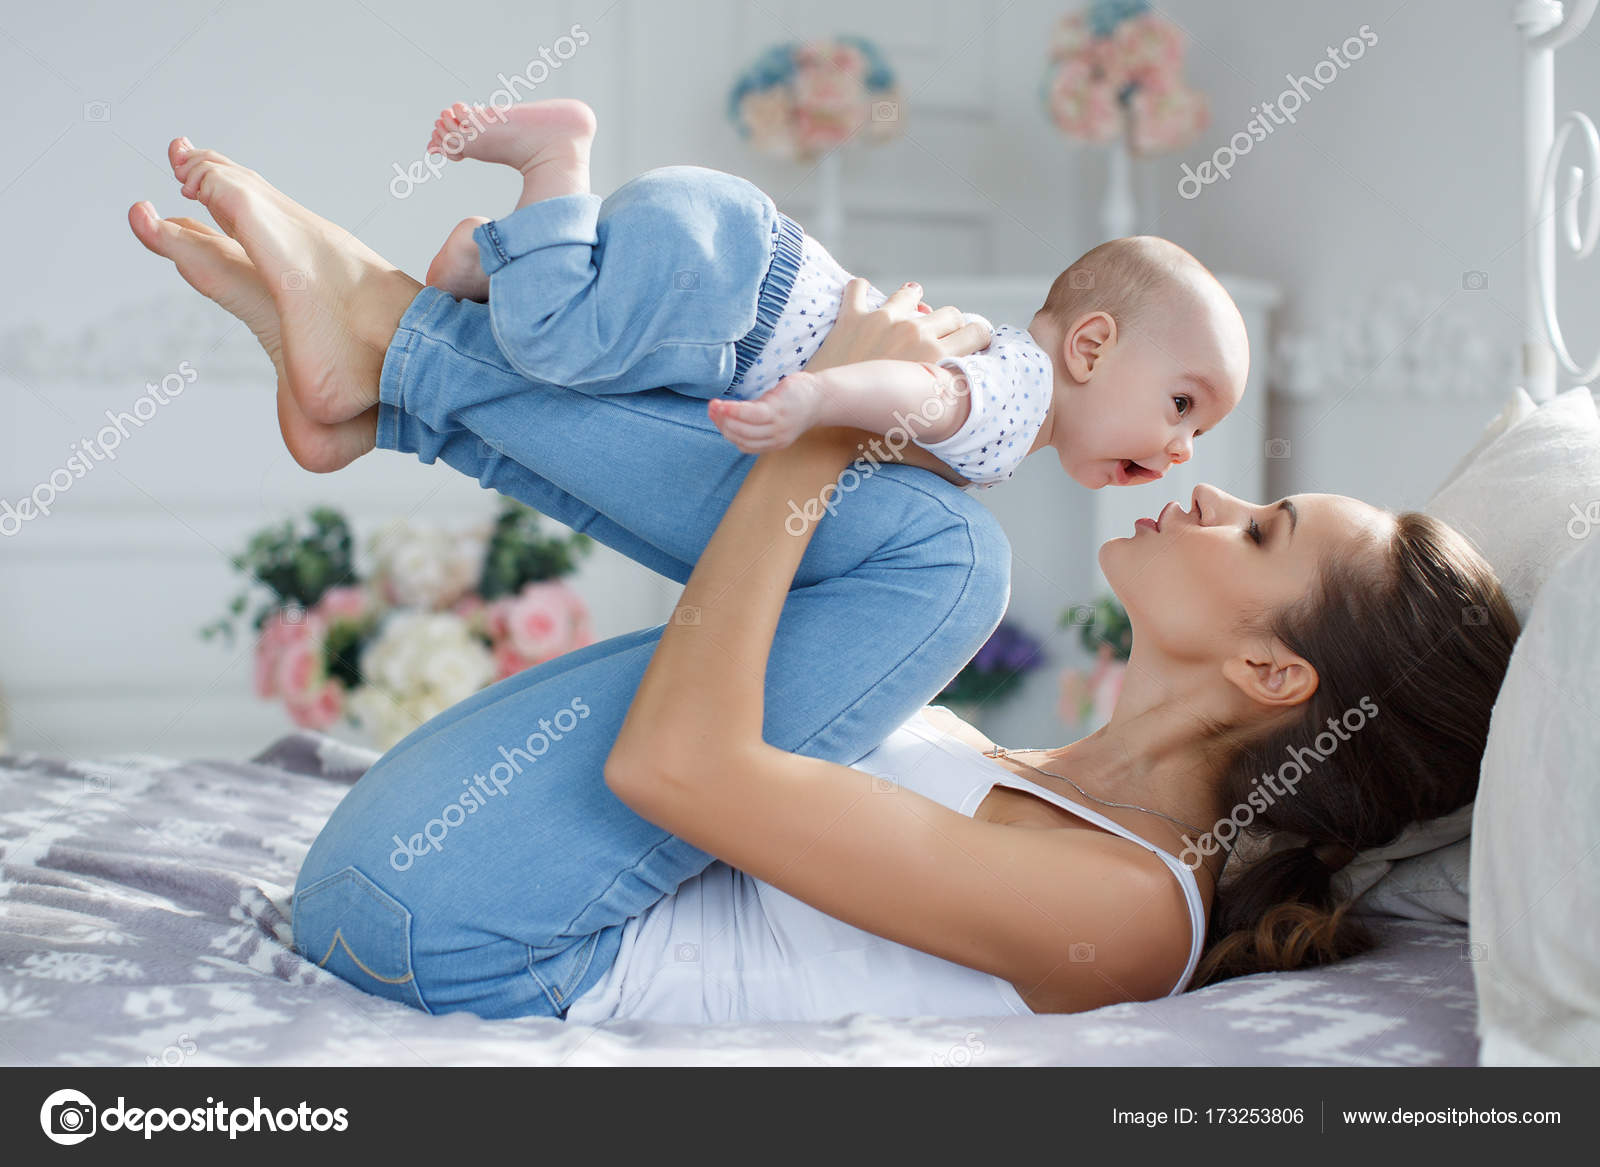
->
<box><xmin>426</xmin><ymin>216</ymin><xmax>491</xmax><ymax>302</ymax></box>
<box><xmin>708</xmin><ymin>372</ymin><xmax>827</xmax><ymax>453</ymax></box>
<box><xmin>427</xmin><ymin>98</ymin><xmax>596</xmax><ymax>209</ymax></box>
<box><xmin>166</xmin><ymin>137</ymin><xmax>422</xmax><ymax>428</ymax></box>
<box><xmin>127</xmin><ymin>202</ymin><xmax>379</xmax><ymax>473</ymax></box>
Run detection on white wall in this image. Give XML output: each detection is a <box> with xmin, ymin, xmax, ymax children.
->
<box><xmin>1147</xmin><ymin>0</ymin><xmax>1600</xmax><ymax>508</ymax></box>
<box><xmin>2</xmin><ymin>0</ymin><xmax>1588</xmax><ymax>758</ymax></box>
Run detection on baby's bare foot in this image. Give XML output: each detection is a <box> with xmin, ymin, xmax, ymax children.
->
<box><xmin>709</xmin><ymin>372</ymin><xmax>826</xmax><ymax>453</ymax></box>
<box><xmin>425</xmin><ymin>216</ymin><xmax>491</xmax><ymax>302</ymax></box>
<box><xmin>166</xmin><ymin>137</ymin><xmax>421</xmax><ymax>428</ymax></box>
<box><xmin>427</xmin><ymin>98</ymin><xmax>596</xmax><ymax>208</ymax></box>
<box><xmin>127</xmin><ymin>201</ymin><xmax>378</xmax><ymax>472</ymax></box>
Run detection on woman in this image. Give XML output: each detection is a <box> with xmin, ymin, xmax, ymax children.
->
<box><xmin>129</xmin><ymin>143</ymin><xmax>1519</xmax><ymax>1022</ymax></box>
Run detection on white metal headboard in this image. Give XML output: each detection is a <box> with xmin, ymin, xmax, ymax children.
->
<box><xmin>1516</xmin><ymin>0</ymin><xmax>1598</xmax><ymax>402</ymax></box>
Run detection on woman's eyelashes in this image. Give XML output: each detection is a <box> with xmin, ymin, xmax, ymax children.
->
<box><xmin>1246</xmin><ymin>517</ymin><xmax>1263</xmax><ymax>545</ymax></box>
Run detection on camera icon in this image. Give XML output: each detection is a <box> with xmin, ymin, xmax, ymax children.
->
<box><xmin>674</xmin><ymin>942</ymin><xmax>699</xmax><ymax>962</ymax></box>
<box><xmin>281</xmin><ymin>604</ymin><xmax>307</xmax><ymax>626</ymax></box>
<box><xmin>1265</xmin><ymin>438</ymin><xmax>1292</xmax><ymax>459</ymax></box>
<box><xmin>41</xmin><ymin>1089</ymin><xmax>97</xmax><ymax>1145</ymax></box>
<box><xmin>1068</xmin><ymin>269</ymin><xmax>1095</xmax><ymax>290</ymax></box>
<box><xmin>83</xmin><ymin>101</ymin><xmax>111</xmax><ymax>122</ymax></box>
<box><xmin>870</xmin><ymin>774</ymin><xmax>896</xmax><ymax>793</ymax></box>
<box><xmin>82</xmin><ymin>772</ymin><xmax>111</xmax><ymax>795</ymax></box>
<box><xmin>1462</xmin><ymin>270</ymin><xmax>1489</xmax><ymax>291</ymax></box>
<box><xmin>934</xmin><ymin>1037</ymin><xmax>972</xmax><ymax>1062</ymax></box>
<box><xmin>1462</xmin><ymin>605</ymin><xmax>1488</xmax><ymax>626</ymax></box>
<box><xmin>281</xmin><ymin>270</ymin><xmax>308</xmax><ymax>292</ymax></box>
<box><xmin>148</xmin><ymin>1033</ymin><xmax>197</xmax><ymax>1068</ymax></box>
<box><xmin>1461</xmin><ymin>941</ymin><xmax>1488</xmax><ymax>962</ymax></box>
<box><xmin>1567</xmin><ymin>499</ymin><xmax>1600</xmax><ymax>540</ymax></box>
<box><xmin>1066</xmin><ymin>604</ymin><xmax>1095</xmax><ymax>626</ymax></box>
<box><xmin>673</xmin><ymin>270</ymin><xmax>700</xmax><ymax>290</ymax></box>
<box><xmin>871</xmin><ymin>101</ymin><xmax>899</xmax><ymax>123</ymax></box>
<box><xmin>674</xmin><ymin>605</ymin><xmax>701</xmax><ymax>625</ymax></box>
<box><xmin>1069</xmin><ymin>942</ymin><xmax>1096</xmax><ymax>962</ymax></box>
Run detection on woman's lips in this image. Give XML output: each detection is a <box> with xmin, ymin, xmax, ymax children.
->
<box><xmin>1135</xmin><ymin>502</ymin><xmax>1174</xmax><ymax>534</ymax></box>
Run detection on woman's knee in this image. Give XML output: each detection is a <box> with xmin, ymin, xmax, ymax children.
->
<box><xmin>852</xmin><ymin>466</ymin><xmax>1012</xmax><ymax>626</ymax></box>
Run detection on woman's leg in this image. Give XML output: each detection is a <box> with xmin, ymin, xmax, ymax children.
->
<box><xmin>379</xmin><ymin>285</ymin><xmax>984</xmax><ymax>591</ymax></box>
<box><xmin>292</xmin><ymin>464</ymin><xmax>1011</xmax><ymax>1019</ymax></box>
<box><xmin>145</xmin><ymin>142</ymin><xmax>916</xmax><ymax>589</ymax></box>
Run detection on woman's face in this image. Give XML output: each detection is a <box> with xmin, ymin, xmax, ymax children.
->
<box><xmin>1099</xmin><ymin>484</ymin><xmax>1396</xmax><ymax>664</ymax></box>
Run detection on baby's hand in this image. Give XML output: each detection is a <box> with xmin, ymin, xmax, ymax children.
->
<box><xmin>708</xmin><ymin>372</ymin><xmax>825</xmax><ymax>453</ymax></box>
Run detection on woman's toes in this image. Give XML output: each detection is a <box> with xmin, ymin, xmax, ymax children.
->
<box><xmin>180</xmin><ymin>158</ymin><xmax>244</xmax><ymax>206</ymax></box>
<box><xmin>128</xmin><ymin>201</ymin><xmax>176</xmax><ymax>255</ymax></box>
<box><xmin>172</xmin><ymin>146</ymin><xmax>219</xmax><ymax>184</ymax></box>
<box><xmin>178</xmin><ymin>157</ymin><xmax>211</xmax><ymax>198</ymax></box>
<box><xmin>166</xmin><ymin>215</ymin><xmax>226</xmax><ymax>239</ymax></box>
<box><xmin>167</xmin><ymin>137</ymin><xmax>194</xmax><ymax>173</ymax></box>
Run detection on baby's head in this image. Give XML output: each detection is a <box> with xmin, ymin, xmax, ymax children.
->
<box><xmin>1030</xmin><ymin>236</ymin><xmax>1249</xmax><ymax>490</ymax></box>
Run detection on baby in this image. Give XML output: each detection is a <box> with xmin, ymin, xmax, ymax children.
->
<box><xmin>423</xmin><ymin>98</ymin><xmax>1249</xmax><ymax>490</ymax></box>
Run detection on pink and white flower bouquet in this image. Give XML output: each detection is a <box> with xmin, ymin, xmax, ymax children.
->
<box><xmin>204</xmin><ymin>503</ymin><xmax>594</xmax><ymax>749</ymax></box>
<box><xmin>1043</xmin><ymin>2</ymin><xmax>1207</xmax><ymax>155</ymax></box>
<box><xmin>728</xmin><ymin>35</ymin><xmax>903</xmax><ymax>162</ymax></box>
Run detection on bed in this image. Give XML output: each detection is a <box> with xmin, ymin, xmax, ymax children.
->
<box><xmin>0</xmin><ymin>734</ymin><xmax>1480</xmax><ymax>1066</ymax></box>
<box><xmin>2</xmin><ymin>5</ymin><xmax>1598</xmax><ymax>1067</ymax></box>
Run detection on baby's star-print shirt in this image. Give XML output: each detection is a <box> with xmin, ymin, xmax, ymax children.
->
<box><xmin>742</xmin><ymin>233</ymin><xmax>1052</xmax><ymax>488</ymax></box>
<box><xmin>912</xmin><ymin>323</ymin><xmax>1053</xmax><ymax>487</ymax></box>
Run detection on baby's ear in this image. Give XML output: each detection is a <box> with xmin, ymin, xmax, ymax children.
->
<box><xmin>1063</xmin><ymin>311</ymin><xmax>1116</xmax><ymax>381</ymax></box>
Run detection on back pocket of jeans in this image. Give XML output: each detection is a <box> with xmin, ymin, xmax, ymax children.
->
<box><xmin>291</xmin><ymin>865</ymin><xmax>431</xmax><ymax>1014</ymax></box>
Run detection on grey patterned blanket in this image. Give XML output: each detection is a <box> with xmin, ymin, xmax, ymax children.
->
<box><xmin>0</xmin><ymin>734</ymin><xmax>1480</xmax><ymax>1066</ymax></box>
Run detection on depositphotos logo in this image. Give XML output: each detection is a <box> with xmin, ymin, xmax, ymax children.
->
<box><xmin>39</xmin><ymin>1087</ymin><xmax>349</xmax><ymax>1143</ymax></box>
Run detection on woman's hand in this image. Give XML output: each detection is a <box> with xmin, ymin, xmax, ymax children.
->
<box><xmin>795</xmin><ymin>279</ymin><xmax>987</xmax><ymax>488</ymax></box>
<box><xmin>806</xmin><ymin>279</ymin><xmax>992</xmax><ymax>373</ymax></box>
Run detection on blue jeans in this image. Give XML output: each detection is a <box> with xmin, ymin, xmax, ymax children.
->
<box><xmin>289</xmin><ymin>286</ymin><xmax>1012</xmax><ymax>1020</ymax></box>
<box><xmin>471</xmin><ymin>164</ymin><xmax>805</xmax><ymax>400</ymax></box>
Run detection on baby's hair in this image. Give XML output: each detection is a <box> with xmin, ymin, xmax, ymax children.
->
<box><xmin>1036</xmin><ymin>235</ymin><xmax>1217</xmax><ymax>341</ymax></box>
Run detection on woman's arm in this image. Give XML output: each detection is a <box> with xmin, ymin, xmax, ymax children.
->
<box><xmin>604</xmin><ymin>297</ymin><xmax>1192</xmax><ymax>1013</ymax></box>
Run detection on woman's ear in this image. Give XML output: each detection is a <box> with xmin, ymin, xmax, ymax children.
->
<box><xmin>1063</xmin><ymin>311</ymin><xmax>1116</xmax><ymax>382</ymax></box>
<box><xmin>1221</xmin><ymin>640</ymin><xmax>1319</xmax><ymax>710</ymax></box>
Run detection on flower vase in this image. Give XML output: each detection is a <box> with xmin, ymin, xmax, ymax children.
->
<box><xmin>1100</xmin><ymin>137</ymin><xmax>1136</xmax><ymax>241</ymax></box>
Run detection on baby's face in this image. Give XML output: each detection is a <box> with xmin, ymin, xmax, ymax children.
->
<box><xmin>1056</xmin><ymin>298</ymin><xmax>1249</xmax><ymax>490</ymax></box>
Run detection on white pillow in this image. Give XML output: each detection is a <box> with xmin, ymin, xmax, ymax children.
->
<box><xmin>1227</xmin><ymin>801</ymin><xmax>1471</xmax><ymax>922</ymax></box>
<box><xmin>1424</xmin><ymin>385</ymin><xmax>1600</xmax><ymax>623</ymax></box>
<box><xmin>1470</xmin><ymin>530</ymin><xmax>1600</xmax><ymax>1065</ymax></box>
<box><xmin>1431</xmin><ymin>387</ymin><xmax>1536</xmax><ymax>496</ymax></box>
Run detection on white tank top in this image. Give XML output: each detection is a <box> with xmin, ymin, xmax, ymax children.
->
<box><xmin>562</xmin><ymin>707</ymin><xmax>1208</xmax><ymax>1025</ymax></box>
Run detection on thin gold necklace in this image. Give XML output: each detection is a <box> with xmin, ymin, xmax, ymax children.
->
<box><xmin>982</xmin><ymin>744</ymin><xmax>1222</xmax><ymax>846</ymax></box>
